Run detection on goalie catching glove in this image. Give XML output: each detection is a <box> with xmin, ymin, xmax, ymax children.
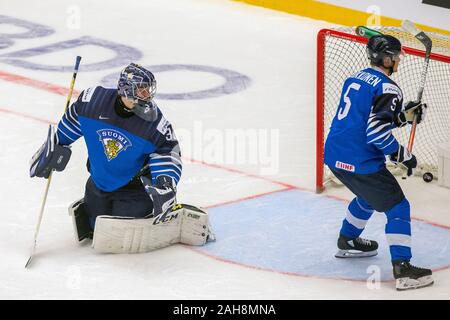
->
<box><xmin>395</xmin><ymin>100</ymin><xmax>427</xmax><ymax>127</ymax></box>
<box><xmin>140</xmin><ymin>175</ymin><xmax>177</xmax><ymax>217</ymax></box>
<box><xmin>389</xmin><ymin>145</ymin><xmax>417</xmax><ymax>177</ymax></box>
<box><xmin>30</xmin><ymin>125</ymin><xmax>72</xmax><ymax>178</ymax></box>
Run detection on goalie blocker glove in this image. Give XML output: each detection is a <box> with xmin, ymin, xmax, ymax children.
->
<box><xmin>30</xmin><ymin>125</ymin><xmax>72</xmax><ymax>179</ymax></box>
<box><xmin>389</xmin><ymin>145</ymin><xmax>417</xmax><ymax>176</ymax></box>
<box><xmin>395</xmin><ymin>100</ymin><xmax>427</xmax><ymax>127</ymax></box>
<box><xmin>140</xmin><ymin>175</ymin><xmax>176</xmax><ymax>218</ymax></box>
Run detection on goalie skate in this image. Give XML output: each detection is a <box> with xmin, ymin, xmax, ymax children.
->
<box><xmin>335</xmin><ymin>235</ymin><xmax>378</xmax><ymax>258</ymax></box>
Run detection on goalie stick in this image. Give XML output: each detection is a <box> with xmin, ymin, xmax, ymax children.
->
<box><xmin>25</xmin><ymin>56</ymin><xmax>82</xmax><ymax>269</ymax></box>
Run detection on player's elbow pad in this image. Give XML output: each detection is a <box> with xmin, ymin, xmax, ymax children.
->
<box><xmin>30</xmin><ymin>125</ymin><xmax>72</xmax><ymax>179</ymax></box>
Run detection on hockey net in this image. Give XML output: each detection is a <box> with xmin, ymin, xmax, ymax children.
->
<box><xmin>316</xmin><ymin>27</ymin><xmax>450</xmax><ymax>193</ymax></box>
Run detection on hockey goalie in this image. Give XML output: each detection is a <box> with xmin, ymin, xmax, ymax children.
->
<box><xmin>29</xmin><ymin>63</ymin><xmax>215</xmax><ymax>253</ymax></box>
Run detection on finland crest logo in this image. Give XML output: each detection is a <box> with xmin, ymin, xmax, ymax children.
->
<box><xmin>97</xmin><ymin>129</ymin><xmax>132</xmax><ymax>161</ymax></box>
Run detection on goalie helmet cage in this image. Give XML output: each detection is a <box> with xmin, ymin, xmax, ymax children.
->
<box><xmin>316</xmin><ymin>27</ymin><xmax>450</xmax><ymax>193</ymax></box>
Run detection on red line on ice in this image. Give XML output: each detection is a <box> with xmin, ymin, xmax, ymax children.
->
<box><xmin>184</xmin><ymin>245</ymin><xmax>402</xmax><ymax>284</ymax></box>
<box><xmin>0</xmin><ymin>70</ymin><xmax>80</xmax><ymax>97</ymax></box>
<box><xmin>185</xmin><ymin>157</ymin><xmax>297</xmax><ymax>189</ymax></box>
<box><xmin>0</xmin><ymin>108</ymin><xmax>57</xmax><ymax>125</ymax></box>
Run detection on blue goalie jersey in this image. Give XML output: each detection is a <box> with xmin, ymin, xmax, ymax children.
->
<box><xmin>324</xmin><ymin>67</ymin><xmax>404</xmax><ymax>174</ymax></box>
<box><xmin>55</xmin><ymin>86</ymin><xmax>182</xmax><ymax>192</ymax></box>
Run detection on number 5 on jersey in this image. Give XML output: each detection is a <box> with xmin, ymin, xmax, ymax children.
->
<box><xmin>337</xmin><ymin>83</ymin><xmax>361</xmax><ymax>120</ymax></box>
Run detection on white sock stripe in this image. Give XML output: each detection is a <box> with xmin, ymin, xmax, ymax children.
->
<box><xmin>386</xmin><ymin>234</ymin><xmax>411</xmax><ymax>247</ymax></box>
<box><xmin>345</xmin><ymin>210</ymin><xmax>369</xmax><ymax>230</ymax></box>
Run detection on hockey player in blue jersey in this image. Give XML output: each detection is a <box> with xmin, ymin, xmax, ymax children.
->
<box><xmin>29</xmin><ymin>63</ymin><xmax>186</xmax><ymax>244</ymax></box>
<box><xmin>324</xmin><ymin>35</ymin><xmax>433</xmax><ymax>290</ymax></box>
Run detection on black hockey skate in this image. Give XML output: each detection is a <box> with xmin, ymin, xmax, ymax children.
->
<box><xmin>69</xmin><ymin>198</ymin><xmax>93</xmax><ymax>242</ymax></box>
<box><xmin>335</xmin><ymin>234</ymin><xmax>378</xmax><ymax>258</ymax></box>
<box><xmin>393</xmin><ymin>260</ymin><xmax>433</xmax><ymax>291</ymax></box>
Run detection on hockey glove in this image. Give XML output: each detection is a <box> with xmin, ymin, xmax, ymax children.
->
<box><xmin>395</xmin><ymin>101</ymin><xmax>427</xmax><ymax>127</ymax></box>
<box><xmin>30</xmin><ymin>125</ymin><xmax>72</xmax><ymax>178</ymax></box>
<box><xmin>140</xmin><ymin>175</ymin><xmax>177</xmax><ymax>218</ymax></box>
<box><xmin>389</xmin><ymin>145</ymin><xmax>417</xmax><ymax>177</ymax></box>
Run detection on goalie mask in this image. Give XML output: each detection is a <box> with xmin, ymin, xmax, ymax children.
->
<box><xmin>118</xmin><ymin>63</ymin><xmax>158</xmax><ymax>121</ymax></box>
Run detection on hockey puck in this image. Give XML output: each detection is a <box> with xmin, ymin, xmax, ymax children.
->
<box><xmin>423</xmin><ymin>172</ymin><xmax>433</xmax><ymax>183</ymax></box>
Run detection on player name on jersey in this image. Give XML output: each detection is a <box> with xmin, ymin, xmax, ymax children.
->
<box><xmin>352</xmin><ymin>70</ymin><xmax>382</xmax><ymax>87</ymax></box>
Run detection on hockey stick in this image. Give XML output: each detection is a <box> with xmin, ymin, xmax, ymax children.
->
<box><xmin>25</xmin><ymin>56</ymin><xmax>82</xmax><ymax>269</ymax></box>
<box><xmin>400</xmin><ymin>21</ymin><xmax>432</xmax><ymax>179</ymax></box>
<box><xmin>401</xmin><ymin>20</ymin><xmax>432</xmax><ymax>152</ymax></box>
<box><xmin>355</xmin><ymin>26</ymin><xmax>382</xmax><ymax>38</ymax></box>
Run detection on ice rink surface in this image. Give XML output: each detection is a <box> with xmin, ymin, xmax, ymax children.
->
<box><xmin>0</xmin><ymin>0</ymin><xmax>449</xmax><ymax>299</ymax></box>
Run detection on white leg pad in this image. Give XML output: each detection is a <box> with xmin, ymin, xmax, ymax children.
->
<box><xmin>92</xmin><ymin>204</ymin><xmax>215</xmax><ymax>254</ymax></box>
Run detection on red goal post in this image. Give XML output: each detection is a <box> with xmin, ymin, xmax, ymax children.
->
<box><xmin>316</xmin><ymin>27</ymin><xmax>450</xmax><ymax>193</ymax></box>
